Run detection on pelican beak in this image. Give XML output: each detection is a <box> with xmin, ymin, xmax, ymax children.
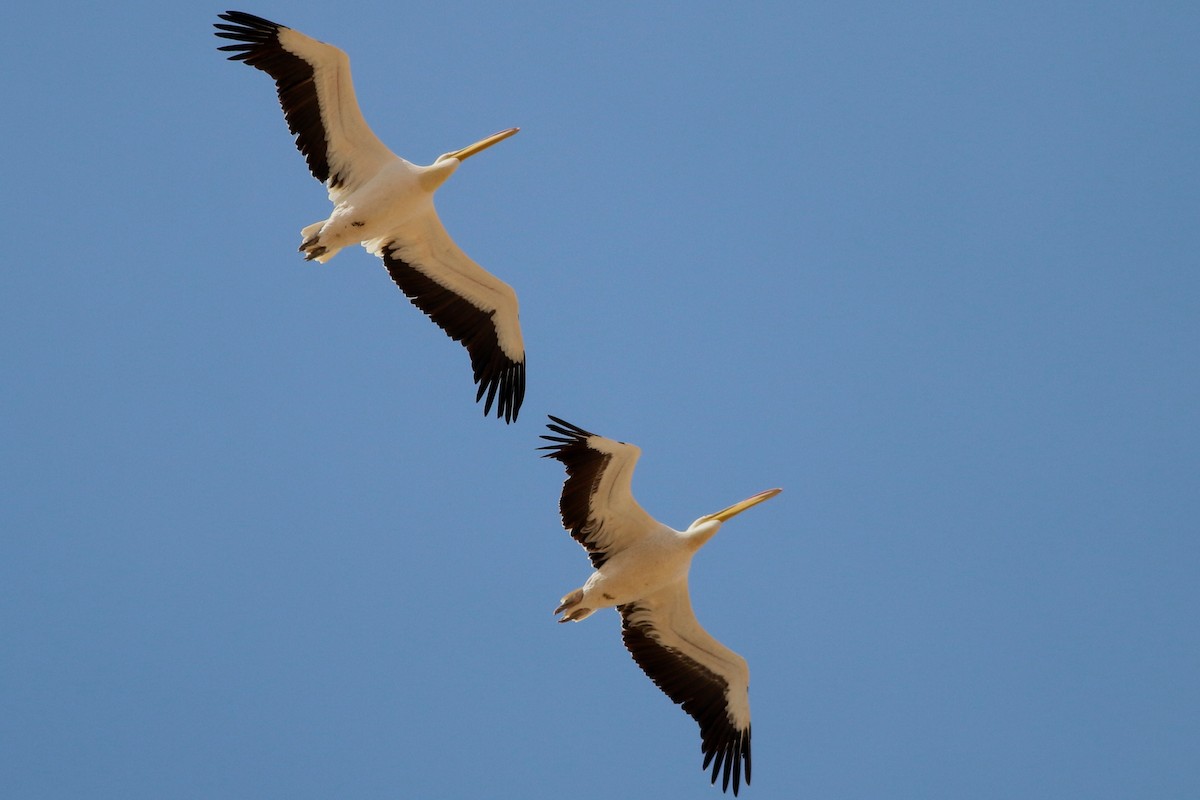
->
<box><xmin>704</xmin><ymin>488</ymin><xmax>782</xmax><ymax>523</ymax></box>
<box><xmin>446</xmin><ymin>127</ymin><xmax>519</xmax><ymax>161</ymax></box>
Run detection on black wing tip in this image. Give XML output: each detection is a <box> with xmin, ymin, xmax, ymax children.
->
<box><xmin>537</xmin><ymin>416</ymin><xmax>597</xmax><ymax>457</ymax></box>
<box><xmin>475</xmin><ymin>355</ymin><xmax>525</xmax><ymax>423</ymax></box>
<box><xmin>213</xmin><ymin>12</ymin><xmax>288</xmax><ymax>54</ymax></box>
<box><xmin>380</xmin><ymin>248</ymin><xmax>526</xmax><ymax>425</ymax></box>
<box><xmin>702</xmin><ymin>726</ymin><xmax>751</xmax><ymax>795</ymax></box>
<box><xmin>700</xmin><ymin>724</ymin><xmax>748</xmax><ymax>796</ymax></box>
<box><xmin>215</xmin><ymin>10</ymin><xmax>284</xmax><ymax>31</ymax></box>
<box><xmin>545</xmin><ymin>415</ymin><xmax>596</xmax><ymax>438</ymax></box>
<box><xmin>620</xmin><ymin>611</ymin><xmax>751</xmax><ymax>796</ymax></box>
<box><xmin>214</xmin><ymin>12</ymin><xmax>286</xmax><ymax>60</ymax></box>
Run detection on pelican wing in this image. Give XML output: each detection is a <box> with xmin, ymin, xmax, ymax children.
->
<box><xmin>215</xmin><ymin>11</ymin><xmax>395</xmax><ymax>197</ymax></box>
<box><xmin>620</xmin><ymin>579</ymin><xmax>752</xmax><ymax>796</ymax></box>
<box><xmin>539</xmin><ymin>417</ymin><xmax>658</xmax><ymax>568</ymax></box>
<box><xmin>373</xmin><ymin>211</ymin><xmax>525</xmax><ymax>423</ymax></box>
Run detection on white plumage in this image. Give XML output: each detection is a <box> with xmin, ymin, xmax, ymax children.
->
<box><xmin>215</xmin><ymin>11</ymin><xmax>524</xmax><ymax>421</ymax></box>
<box><xmin>540</xmin><ymin>416</ymin><xmax>781</xmax><ymax>795</ymax></box>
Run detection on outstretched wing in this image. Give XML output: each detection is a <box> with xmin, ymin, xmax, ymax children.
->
<box><xmin>372</xmin><ymin>212</ymin><xmax>525</xmax><ymax>423</ymax></box>
<box><xmin>215</xmin><ymin>10</ymin><xmax>396</xmax><ymax>197</ymax></box>
<box><xmin>620</xmin><ymin>579</ymin><xmax>752</xmax><ymax>796</ymax></box>
<box><xmin>538</xmin><ymin>417</ymin><xmax>659</xmax><ymax>567</ymax></box>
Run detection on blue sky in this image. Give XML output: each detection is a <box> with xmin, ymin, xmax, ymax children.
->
<box><xmin>3</xmin><ymin>1</ymin><xmax>1197</xmax><ymax>798</ymax></box>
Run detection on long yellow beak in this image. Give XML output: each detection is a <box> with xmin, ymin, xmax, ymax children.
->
<box><xmin>446</xmin><ymin>127</ymin><xmax>519</xmax><ymax>161</ymax></box>
<box><xmin>705</xmin><ymin>487</ymin><xmax>782</xmax><ymax>523</ymax></box>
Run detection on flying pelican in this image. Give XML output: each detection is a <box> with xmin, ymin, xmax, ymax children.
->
<box><xmin>214</xmin><ymin>11</ymin><xmax>525</xmax><ymax>422</ymax></box>
<box><xmin>539</xmin><ymin>416</ymin><xmax>781</xmax><ymax>795</ymax></box>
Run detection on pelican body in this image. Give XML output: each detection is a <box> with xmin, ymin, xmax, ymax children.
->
<box><xmin>214</xmin><ymin>11</ymin><xmax>525</xmax><ymax>421</ymax></box>
<box><xmin>540</xmin><ymin>416</ymin><xmax>781</xmax><ymax>795</ymax></box>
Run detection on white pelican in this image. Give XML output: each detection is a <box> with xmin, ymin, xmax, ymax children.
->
<box><xmin>214</xmin><ymin>11</ymin><xmax>525</xmax><ymax>422</ymax></box>
<box><xmin>540</xmin><ymin>416</ymin><xmax>781</xmax><ymax>795</ymax></box>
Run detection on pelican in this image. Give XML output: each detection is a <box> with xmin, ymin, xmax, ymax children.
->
<box><xmin>540</xmin><ymin>416</ymin><xmax>781</xmax><ymax>795</ymax></box>
<box><xmin>214</xmin><ymin>11</ymin><xmax>525</xmax><ymax>422</ymax></box>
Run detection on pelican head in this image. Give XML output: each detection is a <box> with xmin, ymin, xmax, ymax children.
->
<box><xmin>434</xmin><ymin>127</ymin><xmax>520</xmax><ymax>164</ymax></box>
<box><xmin>423</xmin><ymin>127</ymin><xmax>519</xmax><ymax>191</ymax></box>
<box><xmin>684</xmin><ymin>487</ymin><xmax>782</xmax><ymax>547</ymax></box>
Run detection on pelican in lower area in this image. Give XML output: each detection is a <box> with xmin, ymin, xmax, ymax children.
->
<box><xmin>540</xmin><ymin>416</ymin><xmax>781</xmax><ymax>795</ymax></box>
<box><xmin>214</xmin><ymin>11</ymin><xmax>525</xmax><ymax>422</ymax></box>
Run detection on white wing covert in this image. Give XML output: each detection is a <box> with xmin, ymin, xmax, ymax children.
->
<box><xmin>539</xmin><ymin>417</ymin><xmax>659</xmax><ymax>567</ymax></box>
<box><xmin>620</xmin><ymin>578</ymin><xmax>752</xmax><ymax>795</ymax></box>
<box><xmin>215</xmin><ymin>11</ymin><xmax>395</xmax><ymax>197</ymax></box>
<box><xmin>373</xmin><ymin>212</ymin><xmax>525</xmax><ymax>423</ymax></box>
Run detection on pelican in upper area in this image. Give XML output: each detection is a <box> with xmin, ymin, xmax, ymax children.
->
<box><xmin>540</xmin><ymin>417</ymin><xmax>781</xmax><ymax>795</ymax></box>
<box><xmin>214</xmin><ymin>11</ymin><xmax>525</xmax><ymax>422</ymax></box>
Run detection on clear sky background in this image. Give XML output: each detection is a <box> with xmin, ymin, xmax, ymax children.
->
<box><xmin>3</xmin><ymin>1</ymin><xmax>1197</xmax><ymax>798</ymax></box>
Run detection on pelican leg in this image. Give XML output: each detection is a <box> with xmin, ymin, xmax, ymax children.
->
<box><xmin>555</xmin><ymin>588</ymin><xmax>592</xmax><ymax>622</ymax></box>
<box><xmin>299</xmin><ymin>221</ymin><xmax>331</xmax><ymax>262</ymax></box>
<box><xmin>554</xmin><ymin>588</ymin><xmax>583</xmax><ymax>615</ymax></box>
<box><xmin>558</xmin><ymin>606</ymin><xmax>593</xmax><ymax>623</ymax></box>
<box><xmin>300</xmin><ymin>241</ymin><xmax>328</xmax><ymax>261</ymax></box>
